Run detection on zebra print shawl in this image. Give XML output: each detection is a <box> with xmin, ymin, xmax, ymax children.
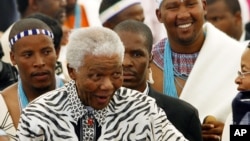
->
<box><xmin>17</xmin><ymin>80</ymin><xmax>187</xmax><ymax>141</ymax></box>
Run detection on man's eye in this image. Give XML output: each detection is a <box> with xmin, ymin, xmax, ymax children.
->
<box><xmin>132</xmin><ymin>51</ymin><xmax>144</xmax><ymax>57</ymax></box>
<box><xmin>43</xmin><ymin>50</ymin><xmax>51</xmax><ymax>55</ymax></box>
<box><xmin>211</xmin><ymin>16</ymin><xmax>223</xmax><ymax>22</ymax></box>
<box><xmin>90</xmin><ymin>74</ymin><xmax>101</xmax><ymax>80</ymax></box>
<box><xmin>133</xmin><ymin>53</ymin><xmax>142</xmax><ymax>57</ymax></box>
<box><xmin>186</xmin><ymin>2</ymin><xmax>197</xmax><ymax>7</ymax></box>
<box><xmin>167</xmin><ymin>5</ymin><xmax>178</xmax><ymax>10</ymax></box>
<box><xmin>23</xmin><ymin>53</ymin><xmax>32</xmax><ymax>58</ymax></box>
<box><xmin>113</xmin><ymin>72</ymin><xmax>122</xmax><ymax>78</ymax></box>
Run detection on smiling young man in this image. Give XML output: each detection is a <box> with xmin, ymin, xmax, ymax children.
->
<box><xmin>152</xmin><ymin>0</ymin><xmax>246</xmax><ymax>140</ymax></box>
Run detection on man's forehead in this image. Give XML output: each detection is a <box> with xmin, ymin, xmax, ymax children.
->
<box><xmin>13</xmin><ymin>35</ymin><xmax>54</xmax><ymax>50</ymax></box>
<box><xmin>159</xmin><ymin>0</ymin><xmax>196</xmax><ymax>3</ymax></box>
<box><xmin>9</xmin><ymin>29</ymin><xmax>54</xmax><ymax>49</ymax></box>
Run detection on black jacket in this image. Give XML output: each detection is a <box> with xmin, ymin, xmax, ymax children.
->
<box><xmin>245</xmin><ymin>30</ymin><xmax>250</xmax><ymax>41</ymax></box>
<box><xmin>148</xmin><ymin>86</ymin><xmax>202</xmax><ymax>141</ymax></box>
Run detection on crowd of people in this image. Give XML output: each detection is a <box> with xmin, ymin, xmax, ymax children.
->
<box><xmin>1</xmin><ymin>0</ymin><xmax>250</xmax><ymax>141</ymax></box>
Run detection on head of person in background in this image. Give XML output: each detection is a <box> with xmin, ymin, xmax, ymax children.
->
<box><xmin>65</xmin><ymin>0</ymin><xmax>77</xmax><ymax>18</ymax></box>
<box><xmin>235</xmin><ymin>44</ymin><xmax>250</xmax><ymax>91</ymax></box>
<box><xmin>114</xmin><ymin>19</ymin><xmax>153</xmax><ymax>92</ymax></box>
<box><xmin>27</xmin><ymin>13</ymin><xmax>65</xmax><ymax>77</ymax></box>
<box><xmin>206</xmin><ymin>0</ymin><xmax>249</xmax><ymax>41</ymax></box>
<box><xmin>9</xmin><ymin>18</ymin><xmax>58</xmax><ymax>95</ymax></box>
<box><xmin>8</xmin><ymin>18</ymin><xmax>61</xmax><ymax>101</ymax></box>
<box><xmin>16</xmin><ymin>0</ymin><xmax>67</xmax><ymax>24</ymax></box>
<box><xmin>99</xmin><ymin>0</ymin><xmax>144</xmax><ymax>29</ymax></box>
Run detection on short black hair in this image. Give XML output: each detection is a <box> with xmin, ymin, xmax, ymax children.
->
<box><xmin>16</xmin><ymin>0</ymin><xmax>28</xmax><ymax>15</ymax></box>
<box><xmin>26</xmin><ymin>13</ymin><xmax>63</xmax><ymax>50</ymax></box>
<box><xmin>114</xmin><ymin>19</ymin><xmax>153</xmax><ymax>53</ymax></box>
<box><xmin>207</xmin><ymin>0</ymin><xmax>241</xmax><ymax>14</ymax></box>
<box><xmin>9</xmin><ymin>18</ymin><xmax>52</xmax><ymax>50</ymax></box>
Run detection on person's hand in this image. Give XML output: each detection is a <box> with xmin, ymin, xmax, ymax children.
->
<box><xmin>202</xmin><ymin>115</ymin><xmax>224</xmax><ymax>141</ymax></box>
<box><xmin>0</xmin><ymin>135</ymin><xmax>10</xmax><ymax>141</ymax></box>
<box><xmin>0</xmin><ymin>129</ymin><xmax>10</xmax><ymax>141</ymax></box>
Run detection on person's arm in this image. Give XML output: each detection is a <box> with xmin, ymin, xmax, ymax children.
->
<box><xmin>152</xmin><ymin>105</ymin><xmax>188</xmax><ymax>141</ymax></box>
<box><xmin>186</xmin><ymin>110</ymin><xmax>203</xmax><ymax>141</ymax></box>
<box><xmin>17</xmin><ymin>111</ymin><xmax>44</xmax><ymax>141</ymax></box>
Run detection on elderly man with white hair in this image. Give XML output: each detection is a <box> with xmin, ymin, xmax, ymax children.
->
<box><xmin>17</xmin><ymin>26</ymin><xmax>188</xmax><ymax>141</ymax></box>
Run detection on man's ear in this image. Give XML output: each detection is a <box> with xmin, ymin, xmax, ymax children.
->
<box><xmin>148</xmin><ymin>54</ymin><xmax>154</xmax><ymax>69</ymax></box>
<box><xmin>67</xmin><ymin>64</ymin><xmax>76</xmax><ymax>80</ymax></box>
<box><xmin>55</xmin><ymin>47</ymin><xmax>61</xmax><ymax>60</ymax></box>
<box><xmin>29</xmin><ymin>0</ymin><xmax>39</xmax><ymax>11</ymax></box>
<box><xmin>103</xmin><ymin>21</ymin><xmax>115</xmax><ymax>29</ymax></box>
<box><xmin>156</xmin><ymin>9</ymin><xmax>163</xmax><ymax>23</ymax></box>
<box><xmin>202</xmin><ymin>0</ymin><xmax>207</xmax><ymax>13</ymax></box>
<box><xmin>10</xmin><ymin>51</ymin><xmax>17</xmax><ymax>66</ymax></box>
<box><xmin>148</xmin><ymin>53</ymin><xmax>154</xmax><ymax>68</ymax></box>
<box><xmin>148</xmin><ymin>54</ymin><xmax>155</xmax><ymax>84</ymax></box>
<box><xmin>234</xmin><ymin>11</ymin><xmax>242</xmax><ymax>26</ymax></box>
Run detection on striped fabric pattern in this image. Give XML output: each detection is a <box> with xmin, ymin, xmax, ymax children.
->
<box><xmin>17</xmin><ymin>80</ymin><xmax>187</xmax><ymax>141</ymax></box>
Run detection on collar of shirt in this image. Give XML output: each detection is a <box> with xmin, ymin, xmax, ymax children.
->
<box><xmin>66</xmin><ymin>80</ymin><xmax>107</xmax><ymax>126</ymax></box>
<box><xmin>143</xmin><ymin>82</ymin><xmax>149</xmax><ymax>95</ymax></box>
<box><xmin>239</xmin><ymin>30</ymin><xmax>246</xmax><ymax>42</ymax></box>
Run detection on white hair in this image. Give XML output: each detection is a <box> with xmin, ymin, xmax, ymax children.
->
<box><xmin>66</xmin><ymin>27</ymin><xmax>125</xmax><ymax>70</ymax></box>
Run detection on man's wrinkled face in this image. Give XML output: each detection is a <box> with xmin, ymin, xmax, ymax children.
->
<box><xmin>69</xmin><ymin>54</ymin><xmax>123</xmax><ymax>110</ymax></box>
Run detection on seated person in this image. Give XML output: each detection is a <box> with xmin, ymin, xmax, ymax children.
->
<box><xmin>17</xmin><ymin>26</ymin><xmax>188</xmax><ymax>141</ymax></box>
